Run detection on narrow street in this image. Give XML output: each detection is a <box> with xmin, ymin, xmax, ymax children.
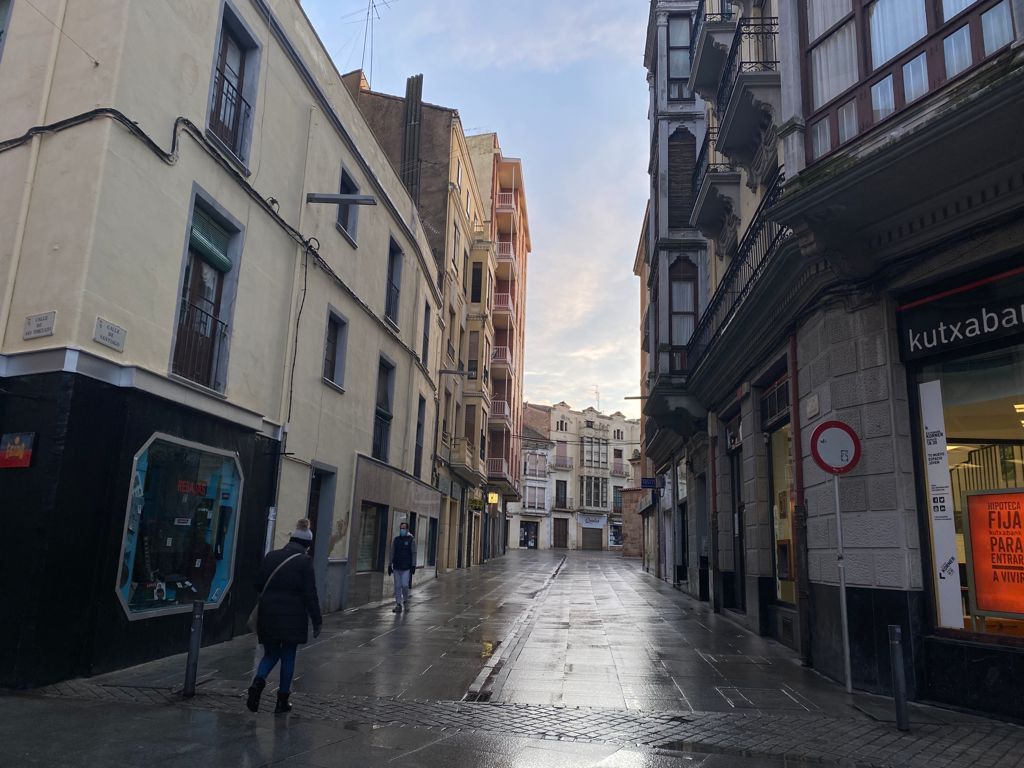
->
<box><xmin>4</xmin><ymin>551</ymin><xmax>1023</xmax><ymax>768</ymax></box>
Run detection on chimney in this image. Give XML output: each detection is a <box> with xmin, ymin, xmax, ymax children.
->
<box><xmin>401</xmin><ymin>74</ymin><xmax>424</xmax><ymax>203</ymax></box>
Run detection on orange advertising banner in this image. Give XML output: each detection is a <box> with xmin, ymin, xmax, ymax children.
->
<box><xmin>967</xmin><ymin>491</ymin><xmax>1024</xmax><ymax>617</ymax></box>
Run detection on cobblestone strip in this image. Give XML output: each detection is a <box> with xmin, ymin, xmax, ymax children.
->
<box><xmin>25</xmin><ymin>681</ymin><xmax>1024</xmax><ymax>768</ymax></box>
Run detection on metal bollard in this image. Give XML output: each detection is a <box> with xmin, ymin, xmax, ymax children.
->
<box><xmin>183</xmin><ymin>600</ymin><xmax>204</xmax><ymax>699</ymax></box>
<box><xmin>888</xmin><ymin>624</ymin><xmax>910</xmax><ymax>731</ymax></box>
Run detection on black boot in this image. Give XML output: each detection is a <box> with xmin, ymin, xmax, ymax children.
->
<box><xmin>246</xmin><ymin>677</ymin><xmax>266</xmax><ymax>712</ymax></box>
<box><xmin>274</xmin><ymin>691</ymin><xmax>292</xmax><ymax>714</ymax></box>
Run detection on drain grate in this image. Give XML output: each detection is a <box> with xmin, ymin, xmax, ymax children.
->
<box><xmin>462</xmin><ymin>691</ymin><xmax>492</xmax><ymax>702</ymax></box>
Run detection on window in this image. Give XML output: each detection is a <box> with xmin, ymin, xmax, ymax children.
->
<box><xmin>471</xmin><ymin>262</ymin><xmax>482</xmax><ymax>303</ymax></box>
<box><xmin>463</xmin><ymin>251</ymin><xmax>469</xmax><ymax>293</ymax></box>
<box><xmin>667</xmin><ymin>15</ymin><xmax>691</xmax><ymax>101</ymax></box>
<box><xmin>868</xmin><ymin>0</ymin><xmax>927</xmax><ymax>69</ymax></box>
<box><xmin>414</xmin><ymin>396</ymin><xmax>426</xmax><ymax>478</ymax></box>
<box><xmin>871</xmin><ymin>75</ymin><xmax>895</xmax><ymax>122</ymax></box>
<box><xmin>465</xmin><ymin>405</ymin><xmax>476</xmax><ymax>444</ymax></box>
<box><xmin>525</xmin><ymin>486</ymin><xmax>545</xmax><ymax>510</ymax></box>
<box><xmin>809</xmin><ymin>19</ymin><xmax>858</xmax><ymax>109</ymax></box>
<box><xmin>421</xmin><ymin>302</ymin><xmax>431</xmax><ymax>363</ymax></box>
<box><xmin>982</xmin><ymin>2</ymin><xmax>1014</xmax><ymax>53</ymax></box>
<box><xmin>944</xmin><ymin>0</ymin><xmax>978</xmax><ymax>20</ymax></box>
<box><xmin>903</xmin><ymin>52</ymin><xmax>929</xmax><ymax>103</ymax></box>
<box><xmin>455</xmin><ymin>158</ymin><xmax>462</xmax><ymax>189</ymax></box>
<box><xmin>337</xmin><ymin>169</ymin><xmax>360</xmax><ymax>241</ymax></box>
<box><xmin>670</xmin><ymin>277</ymin><xmax>696</xmax><ymax>367</ymax></box>
<box><xmin>323</xmin><ymin>312</ymin><xmax>348</xmax><ymax>387</ymax></box>
<box><xmin>944</xmin><ymin>25</ymin><xmax>973</xmax><ymax>78</ymax></box>
<box><xmin>117</xmin><ymin>435</ymin><xmax>242</xmax><ymax>617</ymax></box>
<box><xmin>465</xmin><ymin>189</ymin><xmax>471</xmax><ymax>218</ymax></box>
<box><xmin>385</xmin><ymin>240</ymin><xmax>402</xmax><ymax>325</ymax></box>
<box><xmin>373</xmin><ymin>358</ymin><xmax>394</xmax><ymax>462</ymax></box>
<box><xmin>453</xmin><ymin>224</ymin><xmax>461</xmax><ymax>273</ymax></box>
<box><xmin>209</xmin><ymin>12</ymin><xmax>258</xmax><ymax>160</ymax></box>
<box><xmin>810</xmin><ymin>118</ymin><xmax>832</xmax><ymax>160</ymax></box>
<box><xmin>0</xmin><ymin>0</ymin><xmax>11</xmax><ymax>55</ymax></box>
<box><xmin>357</xmin><ymin>503</ymin><xmax>386</xmax><ymax>571</ymax></box>
<box><xmin>468</xmin><ymin>330</ymin><xmax>479</xmax><ymax>378</ymax></box>
<box><xmin>173</xmin><ymin>205</ymin><xmax>235</xmax><ymax>392</ymax></box>
<box><xmin>580</xmin><ymin>476</ymin><xmax>608</xmax><ymax>508</ymax></box>
<box><xmin>585</xmin><ymin>420</ymin><xmax>595</xmax><ymax>428</ymax></box>
<box><xmin>555</xmin><ymin>480</ymin><xmax>568</xmax><ymax>508</ymax></box>
<box><xmin>837</xmin><ymin>100</ymin><xmax>858</xmax><ymax>144</ymax></box>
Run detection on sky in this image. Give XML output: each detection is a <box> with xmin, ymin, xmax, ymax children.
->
<box><xmin>304</xmin><ymin>0</ymin><xmax>651</xmax><ymax>419</ymax></box>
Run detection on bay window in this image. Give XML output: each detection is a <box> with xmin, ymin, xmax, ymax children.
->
<box><xmin>803</xmin><ymin>0</ymin><xmax>1015</xmax><ymax>164</ymax></box>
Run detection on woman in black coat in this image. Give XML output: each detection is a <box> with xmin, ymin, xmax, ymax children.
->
<box><xmin>246</xmin><ymin>519</ymin><xmax>322</xmax><ymax>714</ymax></box>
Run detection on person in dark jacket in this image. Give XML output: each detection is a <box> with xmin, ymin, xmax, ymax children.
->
<box><xmin>246</xmin><ymin>519</ymin><xmax>322</xmax><ymax>714</ymax></box>
<box><xmin>387</xmin><ymin>521</ymin><xmax>417</xmax><ymax>613</ymax></box>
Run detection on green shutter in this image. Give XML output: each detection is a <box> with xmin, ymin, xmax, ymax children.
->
<box><xmin>189</xmin><ymin>208</ymin><xmax>233</xmax><ymax>273</ymax></box>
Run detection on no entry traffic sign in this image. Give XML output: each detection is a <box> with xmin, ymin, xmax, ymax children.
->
<box><xmin>810</xmin><ymin>420</ymin><xmax>861</xmax><ymax>475</ymax></box>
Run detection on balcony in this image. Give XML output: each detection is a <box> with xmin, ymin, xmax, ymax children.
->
<box><xmin>611</xmin><ymin>460</ymin><xmax>630</xmax><ymax>478</ymax></box>
<box><xmin>552</xmin><ymin>455</ymin><xmax>573</xmax><ymax>471</ymax></box>
<box><xmin>491</xmin><ymin>346</ymin><xmax>515</xmax><ymax>379</ymax></box>
<box><xmin>715</xmin><ymin>18</ymin><xmax>781</xmax><ymax>168</ymax></box>
<box><xmin>689</xmin><ymin>0</ymin><xmax>736</xmax><ymax>101</ymax></box>
<box><xmin>689</xmin><ymin>172</ymin><xmax>790</xmax><ymax>372</ymax></box>
<box><xmin>487</xmin><ymin>457</ymin><xmax>518</xmax><ymax>497</ymax></box>
<box><xmin>492</xmin><ymin>291</ymin><xmax>515</xmax><ymax>328</ymax></box>
<box><xmin>489</xmin><ymin>399</ymin><xmax>513</xmax><ymax>429</ymax></box>
<box><xmin>690</xmin><ymin>127</ymin><xmax>741</xmax><ymax>241</ymax></box>
<box><xmin>449</xmin><ymin>437</ymin><xmax>485</xmax><ymax>484</ymax></box>
<box><xmin>372</xmin><ymin>412</ymin><xmax>391</xmax><ymax>463</ymax></box>
<box><xmin>172</xmin><ymin>300</ymin><xmax>228</xmax><ymax>392</ymax></box>
<box><xmin>552</xmin><ymin>496</ymin><xmax>575</xmax><ymax>512</ymax></box>
<box><xmin>209</xmin><ymin>66</ymin><xmax>252</xmax><ymax>158</ymax></box>
<box><xmin>496</xmin><ymin>191</ymin><xmax>517</xmax><ymax>213</ymax></box>
<box><xmin>496</xmin><ymin>240</ymin><xmax>520</xmax><ymax>281</ymax></box>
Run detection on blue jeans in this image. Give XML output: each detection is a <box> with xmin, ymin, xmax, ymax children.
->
<box><xmin>256</xmin><ymin>641</ymin><xmax>298</xmax><ymax>693</ymax></box>
<box><xmin>393</xmin><ymin>569</ymin><xmax>411</xmax><ymax>605</ymax></box>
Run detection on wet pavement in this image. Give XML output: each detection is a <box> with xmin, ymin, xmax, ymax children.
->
<box><xmin>5</xmin><ymin>550</ymin><xmax>1024</xmax><ymax>768</ymax></box>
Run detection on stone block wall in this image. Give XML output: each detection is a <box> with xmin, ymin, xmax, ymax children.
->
<box><xmin>796</xmin><ymin>296</ymin><xmax>921</xmax><ymax>592</ymax></box>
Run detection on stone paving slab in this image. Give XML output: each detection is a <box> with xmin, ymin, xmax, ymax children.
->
<box><xmin>24</xmin><ymin>680</ymin><xmax>1024</xmax><ymax>768</ymax></box>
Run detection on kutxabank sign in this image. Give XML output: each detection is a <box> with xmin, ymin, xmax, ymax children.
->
<box><xmin>897</xmin><ymin>266</ymin><xmax>1024</xmax><ymax>361</ymax></box>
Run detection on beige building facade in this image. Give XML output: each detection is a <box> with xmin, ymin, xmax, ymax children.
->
<box><xmin>509</xmin><ymin>403</ymin><xmax>641</xmax><ymax>551</ymax></box>
<box><xmin>0</xmin><ymin>0</ymin><xmax>444</xmax><ymax>685</ymax></box>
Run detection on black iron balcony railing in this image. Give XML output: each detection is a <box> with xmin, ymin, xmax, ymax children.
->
<box><xmin>688</xmin><ymin>172</ymin><xmax>791</xmax><ymax>369</ymax></box>
<box><xmin>691</xmin><ymin>0</ymin><xmax>736</xmax><ymax>63</ymax></box>
<box><xmin>692</xmin><ymin>127</ymin><xmax>737</xmax><ymax>199</ymax></box>
<box><xmin>372</xmin><ymin>411</ymin><xmax>391</xmax><ymax>462</ymax></box>
<box><xmin>716</xmin><ymin>18</ymin><xmax>779</xmax><ymax>119</ymax></box>
<box><xmin>172</xmin><ymin>300</ymin><xmax>228</xmax><ymax>391</ymax></box>
<box><xmin>209</xmin><ymin>66</ymin><xmax>252</xmax><ymax>156</ymax></box>
<box><xmin>384</xmin><ymin>282</ymin><xmax>400</xmax><ymax>324</ymax></box>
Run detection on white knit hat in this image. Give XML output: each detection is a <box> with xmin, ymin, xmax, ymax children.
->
<box><xmin>290</xmin><ymin>518</ymin><xmax>313</xmax><ymax>541</ymax></box>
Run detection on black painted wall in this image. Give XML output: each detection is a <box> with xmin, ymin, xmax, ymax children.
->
<box><xmin>0</xmin><ymin>372</ymin><xmax>277</xmax><ymax>687</ymax></box>
<box><xmin>810</xmin><ymin>582</ymin><xmax>926</xmax><ymax>698</ymax></box>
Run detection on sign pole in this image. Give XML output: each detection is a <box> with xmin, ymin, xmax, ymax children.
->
<box><xmin>834</xmin><ymin>472</ymin><xmax>852</xmax><ymax>694</ymax></box>
<box><xmin>811</xmin><ymin>419</ymin><xmax>861</xmax><ymax>697</ymax></box>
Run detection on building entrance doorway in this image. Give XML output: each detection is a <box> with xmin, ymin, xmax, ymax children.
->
<box><xmin>553</xmin><ymin>517</ymin><xmax>568</xmax><ymax>549</ymax></box>
<box><xmin>520</xmin><ymin>521</ymin><xmax>539</xmax><ymax>549</ymax></box>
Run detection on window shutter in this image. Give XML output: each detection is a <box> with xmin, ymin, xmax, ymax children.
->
<box><xmin>190</xmin><ymin>208</ymin><xmax>233</xmax><ymax>272</ymax></box>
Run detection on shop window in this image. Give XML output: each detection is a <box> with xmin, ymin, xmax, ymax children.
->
<box><xmin>356</xmin><ymin>503</ymin><xmax>387</xmax><ymax>572</ymax></box>
<box><xmin>918</xmin><ymin>344</ymin><xmax>1024</xmax><ymax>639</ymax></box>
<box><xmin>117</xmin><ymin>435</ymin><xmax>243</xmax><ymax>618</ymax></box>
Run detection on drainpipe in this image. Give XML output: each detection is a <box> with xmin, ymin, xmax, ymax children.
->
<box><xmin>789</xmin><ymin>333</ymin><xmax>813</xmax><ymax>666</ymax></box>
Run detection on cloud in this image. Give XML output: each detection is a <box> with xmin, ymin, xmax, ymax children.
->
<box><xmin>306</xmin><ymin>0</ymin><xmax>651</xmax><ymax>418</ymax></box>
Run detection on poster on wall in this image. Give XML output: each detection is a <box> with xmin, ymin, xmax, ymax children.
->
<box><xmin>919</xmin><ymin>380</ymin><xmax>964</xmax><ymax>628</ymax></box>
<box><xmin>965</xmin><ymin>490</ymin><xmax>1024</xmax><ymax>619</ymax></box>
<box><xmin>0</xmin><ymin>433</ymin><xmax>35</xmax><ymax>469</ymax></box>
